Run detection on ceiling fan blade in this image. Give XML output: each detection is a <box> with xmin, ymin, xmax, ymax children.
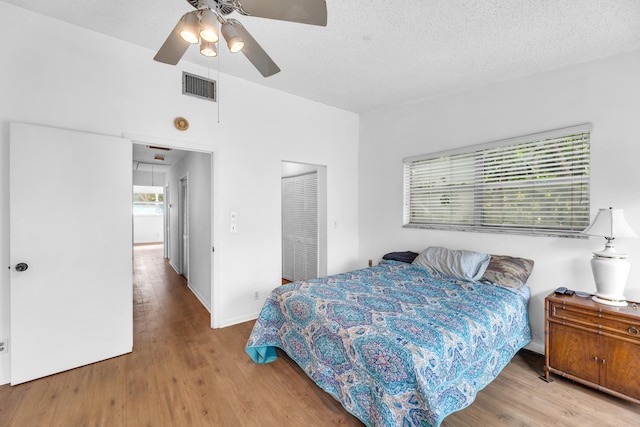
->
<box><xmin>153</xmin><ymin>11</ymin><xmax>197</xmax><ymax>65</ymax></box>
<box><xmin>239</xmin><ymin>0</ymin><xmax>327</xmax><ymax>26</ymax></box>
<box><xmin>230</xmin><ymin>20</ymin><xmax>281</xmax><ymax>77</ymax></box>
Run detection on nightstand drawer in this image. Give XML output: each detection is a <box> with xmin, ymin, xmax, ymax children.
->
<box><xmin>550</xmin><ymin>301</ymin><xmax>640</xmax><ymax>340</ymax></box>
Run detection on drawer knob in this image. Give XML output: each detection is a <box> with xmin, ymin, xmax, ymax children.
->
<box><xmin>628</xmin><ymin>326</ymin><xmax>639</xmax><ymax>335</ymax></box>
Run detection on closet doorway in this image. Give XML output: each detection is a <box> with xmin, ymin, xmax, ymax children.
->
<box><xmin>281</xmin><ymin>161</ymin><xmax>327</xmax><ymax>282</ymax></box>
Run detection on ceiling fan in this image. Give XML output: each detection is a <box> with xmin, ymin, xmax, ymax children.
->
<box><xmin>154</xmin><ymin>0</ymin><xmax>327</xmax><ymax>77</ymax></box>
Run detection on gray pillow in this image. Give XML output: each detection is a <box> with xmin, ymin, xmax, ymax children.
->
<box><xmin>479</xmin><ymin>255</ymin><xmax>534</xmax><ymax>289</ymax></box>
<box><xmin>412</xmin><ymin>246</ymin><xmax>490</xmax><ymax>282</ymax></box>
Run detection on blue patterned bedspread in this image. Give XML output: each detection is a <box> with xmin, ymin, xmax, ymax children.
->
<box><xmin>246</xmin><ymin>260</ymin><xmax>531</xmax><ymax>427</ymax></box>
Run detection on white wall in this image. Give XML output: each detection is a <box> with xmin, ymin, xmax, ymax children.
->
<box><xmin>133</xmin><ymin>216</ymin><xmax>164</xmax><ymax>244</ymax></box>
<box><xmin>166</xmin><ymin>151</ymin><xmax>212</xmax><ymax>309</ymax></box>
<box><xmin>133</xmin><ymin>170</ymin><xmax>166</xmax><ymax>187</ymax></box>
<box><xmin>359</xmin><ymin>49</ymin><xmax>640</xmax><ymax>353</ymax></box>
<box><xmin>0</xmin><ymin>3</ymin><xmax>359</xmax><ymax>384</ymax></box>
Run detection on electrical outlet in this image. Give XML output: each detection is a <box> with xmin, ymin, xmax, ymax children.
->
<box><xmin>0</xmin><ymin>338</ymin><xmax>7</xmax><ymax>354</ymax></box>
<box><xmin>253</xmin><ymin>291</ymin><xmax>260</xmax><ymax>301</ymax></box>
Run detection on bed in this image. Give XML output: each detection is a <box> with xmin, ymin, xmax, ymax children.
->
<box><xmin>245</xmin><ymin>247</ymin><xmax>533</xmax><ymax>427</ymax></box>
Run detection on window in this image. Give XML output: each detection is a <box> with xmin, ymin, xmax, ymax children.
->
<box><xmin>403</xmin><ymin>124</ymin><xmax>591</xmax><ymax>237</ymax></box>
<box><xmin>133</xmin><ymin>186</ymin><xmax>164</xmax><ymax>216</ymax></box>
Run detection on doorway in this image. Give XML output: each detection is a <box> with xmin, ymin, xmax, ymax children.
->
<box><xmin>281</xmin><ymin>161</ymin><xmax>327</xmax><ymax>282</ymax></box>
<box><xmin>132</xmin><ymin>143</ymin><xmax>212</xmax><ymax>314</ymax></box>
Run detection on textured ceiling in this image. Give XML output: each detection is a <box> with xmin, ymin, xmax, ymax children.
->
<box><xmin>4</xmin><ymin>0</ymin><xmax>640</xmax><ymax>113</ymax></box>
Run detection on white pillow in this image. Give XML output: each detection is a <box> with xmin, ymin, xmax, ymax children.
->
<box><xmin>412</xmin><ymin>246</ymin><xmax>490</xmax><ymax>282</ymax></box>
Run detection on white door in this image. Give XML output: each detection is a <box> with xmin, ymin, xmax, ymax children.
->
<box><xmin>9</xmin><ymin>122</ymin><xmax>133</xmax><ymax>385</ymax></box>
<box><xmin>164</xmin><ymin>184</ymin><xmax>170</xmax><ymax>259</ymax></box>
<box><xmin>281</xmin><ymin>178</ymin><xmax>295</xmax><ymax>281</ymax></box>
<box><xmin>179</xmin><ymin>176</ymin><xmax>189</xmax><ymax>279</ymax></box>
<box><xmin>282</xmin><ymin>172</ymin><xmax>318</xmax><ymax>282</ymax></box>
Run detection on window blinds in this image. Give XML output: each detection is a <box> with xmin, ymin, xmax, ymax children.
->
<box><xmin>403</xmin><ymin>124</ymin><xmax>591</xmax><ymax>237</ymax></box>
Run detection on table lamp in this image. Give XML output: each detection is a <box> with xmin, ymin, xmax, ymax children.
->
<box><xmin>583</xmin><ymin>207</ymin><xmax>638</xmax><ymax>306</ymax></box>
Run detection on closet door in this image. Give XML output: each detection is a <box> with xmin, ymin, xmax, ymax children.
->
<box><xmin>282</xmin><ymin>178</ymin><xmax>295</xmax><ymax>281</ymax></box>
<box><xmin>293</xmin><ymin>175</ymin><xmax>307</xmax><ymax>280</ymax></box>
<box><xmin>302</xmin><ymin>173</ymin><xmax>318</xmax><ymax>280</ymax></box>
<box><xmin>282</xmin><ymin>173</ymin><xmax>318</xmax><ymax>282</ymax></box>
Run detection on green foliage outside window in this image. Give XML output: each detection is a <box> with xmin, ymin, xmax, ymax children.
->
<box><xmin>133</xmin><ymin>192</ymin><xmax>164</xmax><ymax>215</ymax></box>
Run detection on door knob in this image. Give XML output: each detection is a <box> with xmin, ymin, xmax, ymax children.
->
<box><xmin>15</xmin><ymin>263</ymin><xmax>29</xmax><ymax>272</ymax></box>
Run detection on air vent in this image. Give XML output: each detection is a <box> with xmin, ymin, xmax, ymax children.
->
<box><xmin>182</xmin><ymin>72</ymin><xmax>217</xmax><ymax>102</ymax></box>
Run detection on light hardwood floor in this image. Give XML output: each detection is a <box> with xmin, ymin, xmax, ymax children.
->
<box><xmin>1</xmin><ymin>244</ymin><xmax>639</xmax><ymax>426</ymax></box>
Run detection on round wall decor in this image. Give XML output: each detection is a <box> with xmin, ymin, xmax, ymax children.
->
<box><xmin>174</xmin><ymin>117</ymin><xmax>189</xmax><ymax>131</ymax></box>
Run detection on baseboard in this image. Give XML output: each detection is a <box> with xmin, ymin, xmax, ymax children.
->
<box><xmin>168</xmin><ymin>260</ymin><xmax>180</xmax><ymax>275</ymax></box>
<box><xmin>524</xmin><ymin>340</ymin><xmax>544</xmax><ymax>355</ymax></box>
<box><xmin>219</xmin><ymin>312</ymin><xmax>260</xmax><ymax>328</ymax></box>
<box><xmin>0</xmin><ymin>353</ymin><xmax>9</xmax><ymax>385</ymax></box>
<box><xmin>188</xmin><ymin>282</ymin><xmax>211</xmax><ymax>313</ymax></box>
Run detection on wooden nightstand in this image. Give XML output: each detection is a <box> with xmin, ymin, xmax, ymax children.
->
<box><xmin>543</xmin><ymin>292</ymin><xmax>640</xmax><ymax>403</ymax></box>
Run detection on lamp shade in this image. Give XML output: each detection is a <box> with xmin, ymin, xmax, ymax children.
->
<box><xmin>199</xmin><ymin>9</ymin><xmax>219</xmax><ymax>43</ymax></box>
<box><xmin>583</xmin><ymin>207</ymin><xmax>637</xmax><ymax>306</ymax></box>
<box><xmin>221</xmin><ymin>21</ymin><xmax>245</xmax><ymax>53</ymax></box>
<box><xmin>200</xmin><ymin>41</ymin><xmax>218</xmax><ymax>57</ymax></box>
<box><xmin>179</xmin><ymin>12</ymin><xmax>200</xmax><ymax>44</ymax></box>
<box><xmin>583</xmin><ymin>208</ymin><xmax>638</xmax><ymax>239</ymax></box>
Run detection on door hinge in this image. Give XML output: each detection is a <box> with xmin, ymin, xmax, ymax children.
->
<box><xmin>212</xmin><ymin>246</ymin><xmax>215</xmax><ymax>253</ymax></box>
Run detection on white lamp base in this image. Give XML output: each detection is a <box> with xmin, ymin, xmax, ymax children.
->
<box><xmin>591</xmin><ymin>255</ymin><xmax>630</xmax><ymax>307</ymax></box>
<box><xmin>591</xmin><ymin>295</ymin><xmax>628</xmax><ymax>307</ymax></box>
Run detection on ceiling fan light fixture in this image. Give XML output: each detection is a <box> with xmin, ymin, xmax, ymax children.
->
<box><xmin>199</xmin><ymin>9</ymin><xmax>219</xmax><ymax>42</ymax></box>
<box><xmin>221</xmin><ymin>21</ymin><xmax>245</xmax><ymax>53</ymax></box>
<box><xmin>228</xmin><ymin>37</ymin><xmax>244</xmax><ymax>53</ymax></box>
<box><xmin>200</xmin><ymin>40</ymin><xmax>218</xmax><ymax>57</ymax></box>
<box><xmin>179</xmin><ymin>12</ymin><xmax>200</xmax><ymax>44</ymax></box>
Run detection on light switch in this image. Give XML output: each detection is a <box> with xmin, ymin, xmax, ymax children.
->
<box><xmin>230</xmin><ymin>223</ymin><xmax>237</xmax><ymax>233</ymax></box>
<box><xmin>230</xmin><ymin>211</ymin><xmax>237</xmax><ymax>221</ymax></box>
